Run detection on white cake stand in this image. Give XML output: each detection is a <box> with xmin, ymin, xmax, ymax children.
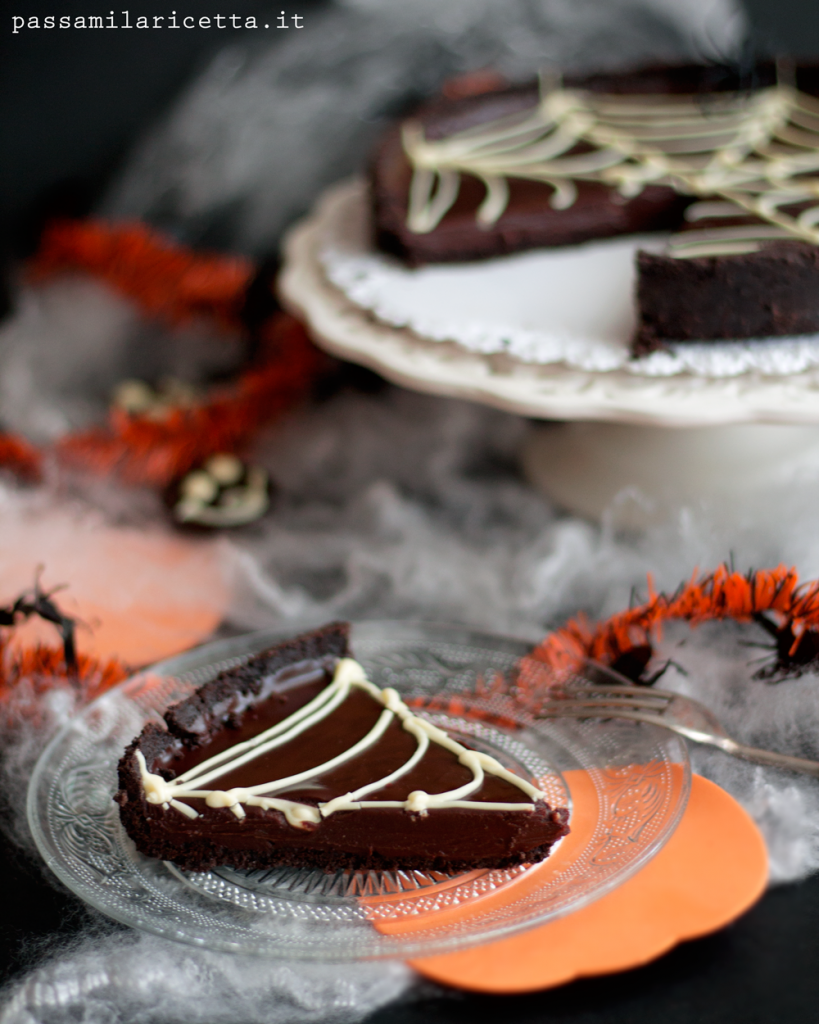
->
<box><xmin>279</xmin><ymin>180</ymin><xmax>819</xmax><ymax>523</ymax></box>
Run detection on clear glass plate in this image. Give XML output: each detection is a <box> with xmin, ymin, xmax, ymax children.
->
<box><xmin>27</xmin><ymin>621</ymin><xmax>690</xmax><ymax>960</ymax></box>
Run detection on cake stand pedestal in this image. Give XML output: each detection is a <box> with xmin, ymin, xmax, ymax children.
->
<box><xmin>521</xmin><ymin>421</ymin><xmax>819</xmax><ymax>526</ymax></box>
<box><xmin>279</xmin><ymin>181</ymin><xmax>819</xmax><ymax>524</ymax></box>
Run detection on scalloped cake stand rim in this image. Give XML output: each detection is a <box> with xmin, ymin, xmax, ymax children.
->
<box><xmin>278</xmin><ymin>179</ymin><xmax>819</xmax><ymax>428</ymax></box>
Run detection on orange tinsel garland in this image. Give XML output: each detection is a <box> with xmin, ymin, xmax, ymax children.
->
<box><xmin>30</xmin><ymin>219</ymin><xmax>254</xmax><ymax>330</ymax></box>
<box><xmin>0</xmin><ymin>433</ymin><xmax>43</xmax><ymax>483</ymax></box>
<box><xmin>0</xmin><ymin>218</ymin><xmax>326</xmax><ymax>488</ymax></box>
<box><xmin>0</xmin><ymin>636</ymin><xmax>129</xmax><ymax>717</ymax></box>
<box><xmin>416</xmin><ymin>567</ymin><xmax>819</xmax><ymax>724</ymax></box>
<box><xmin>57</xmin><ymin>313</ymin><xmax>323</xmax><ymax>486</ymax></box>
<box><xmin>525</xmin><ymin>564</ymin><xmax>819</xmax><ymax>700</ymax></box>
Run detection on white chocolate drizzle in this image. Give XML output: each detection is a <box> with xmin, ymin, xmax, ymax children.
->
<box><xmin>402</xmin><ymin>75</ymin><xmax>819</xmax><ymax>258</ymax></box>
<box><xmin>137</xmin><ymin>658</ymin><xmax>545</xmax><ymax>827</ymax></box>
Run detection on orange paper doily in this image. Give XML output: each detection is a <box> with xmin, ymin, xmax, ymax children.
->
<box><xmin>406</xmin><ymin>774</ymin><xmax>767</xmax><ymax>993</ymax></box>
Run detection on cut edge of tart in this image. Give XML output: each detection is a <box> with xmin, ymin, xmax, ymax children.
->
<box><xmin>115</xmin><ymin>623</ymin><xmax>570</xmax><ymax>873</ymax></box>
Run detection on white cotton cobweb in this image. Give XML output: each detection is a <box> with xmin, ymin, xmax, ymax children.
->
<box><xmin>0</xmin><ymin>930</ymin><xmax>412</xmax><ymax>1024</ymax></box>
<box><xmin>640</xmin><ymin>622</ymin><xmax>819</xmax><ymax>884</ymax></box>
<box><xmin>0</xmin><ymin>275</ymin><xmax>243</xmax><ymax>445</ymax></box>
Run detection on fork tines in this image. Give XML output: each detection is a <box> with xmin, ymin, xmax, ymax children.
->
<box><xmin>537</xmin><ymin>675</ymin><xmax>672</xmax><ymax>719</ymax></box>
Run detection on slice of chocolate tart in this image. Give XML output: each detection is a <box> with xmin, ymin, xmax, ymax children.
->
<box><xmin>116</xmin><ymin>623</ymin><xmax>569</xmax><ymax>873</ymax></box>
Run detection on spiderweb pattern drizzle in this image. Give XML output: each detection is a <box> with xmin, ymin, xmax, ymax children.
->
<box><xmin>137</xmin><ymin>658</ymin><xmax>544</xmax><ymax>823</ymax></box>
<box><xmin>403</xmin><ymin>80</ymin><xmax>819</xmax><ymax>258</ymax></box>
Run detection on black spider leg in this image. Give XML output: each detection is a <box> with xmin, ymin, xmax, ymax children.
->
<box><xmin>644</xmin><ymin>658</ymin><xmax>688</xmax><ymax>686</ymax></box>
<box><xmin>752</xmin><ymin>612</ymin><xmax>780</xmax><ymax>640</ymax></box>
<box><xmin>33</xmin><ymin>592</ymin><xmax>77</xmax><ymax>677</ymax></box>
<box><xmin>27</xmin><ymin>572</ymin><xmax>78</xmax><ymax>677</ymax></box>
<box><xmin>738</xmin><ymin>639</ymin><xmax>777</xmax><ymax>657</ymax></box>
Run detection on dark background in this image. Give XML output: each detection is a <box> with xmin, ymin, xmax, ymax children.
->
<box><xmin>4</xmin><ymin>1</ymin><xmax>819</xmax><ymax>1021</ymax></box>
<box><xmin>0</xmin><ymin>0</ymin><xmax>327</xmax><ymax>253</ymax></box>
<box><xmin>2</xmin><ymin>0</ymin><xmax>819</xmax><ymax>252</ymax></box>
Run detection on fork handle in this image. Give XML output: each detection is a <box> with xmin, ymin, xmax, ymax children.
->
<box><xmin>715</xmin><ymin>737</ymin><xmax>819</xmax><ymax>777</ymax></box>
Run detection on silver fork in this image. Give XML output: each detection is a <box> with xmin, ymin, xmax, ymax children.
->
<box><xmin>535</xmin><ymin>661</ymin><xmax>819</xmax><ymax>777</ymax></box>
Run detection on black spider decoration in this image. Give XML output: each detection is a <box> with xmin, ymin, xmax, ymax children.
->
<box><xmin>0</xmin><ymin>573</ymin><xmax>77</xmax><ymax>676</ymax></box>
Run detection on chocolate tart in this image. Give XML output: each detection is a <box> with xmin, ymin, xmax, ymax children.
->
<box><xmin>371</xmin><ymin>62</ymin><xmax>819</xmax><ymax>352</ymax></box>
<box><xmin>116</xmin><ymin>623</ymin><xmax>569</xmax><ymax>873</ymax></box>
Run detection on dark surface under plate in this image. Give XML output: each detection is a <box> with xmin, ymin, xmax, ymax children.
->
<box><xmin>5</xmin><ymin>835</ymin><xmax>819</xmax><ymax>1024</ymax></box>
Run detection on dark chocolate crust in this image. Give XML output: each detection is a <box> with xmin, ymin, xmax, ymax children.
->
<box><xmin>116</xmin><ymin>800</ymin><xmax>569</xmax><ymax>875</ymax></box>
<box><xmin>373</xmin><ymin>82</ymin><xmax>682</xmax><ymax>267</ymax></box>
<box><xmin>116</xmin><ymin>623</ymin><xmax>569</xmax><ymax>873</ymax></box>
<box><xmin>634</xmin><ymin>242</ymin><xmax>819</xmax><ymax>353</ymax></box>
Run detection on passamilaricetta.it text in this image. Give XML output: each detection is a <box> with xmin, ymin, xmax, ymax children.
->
<box><xmin>11</xmin><ymin>10</ymin><xmax>304</xmax><ymax>32</ymax></box>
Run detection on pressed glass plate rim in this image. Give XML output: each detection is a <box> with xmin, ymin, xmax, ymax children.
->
<box><xmin>27</xmin><ymin>620</ymin><xmax>691</xmax><ymax>960</ymax></box>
